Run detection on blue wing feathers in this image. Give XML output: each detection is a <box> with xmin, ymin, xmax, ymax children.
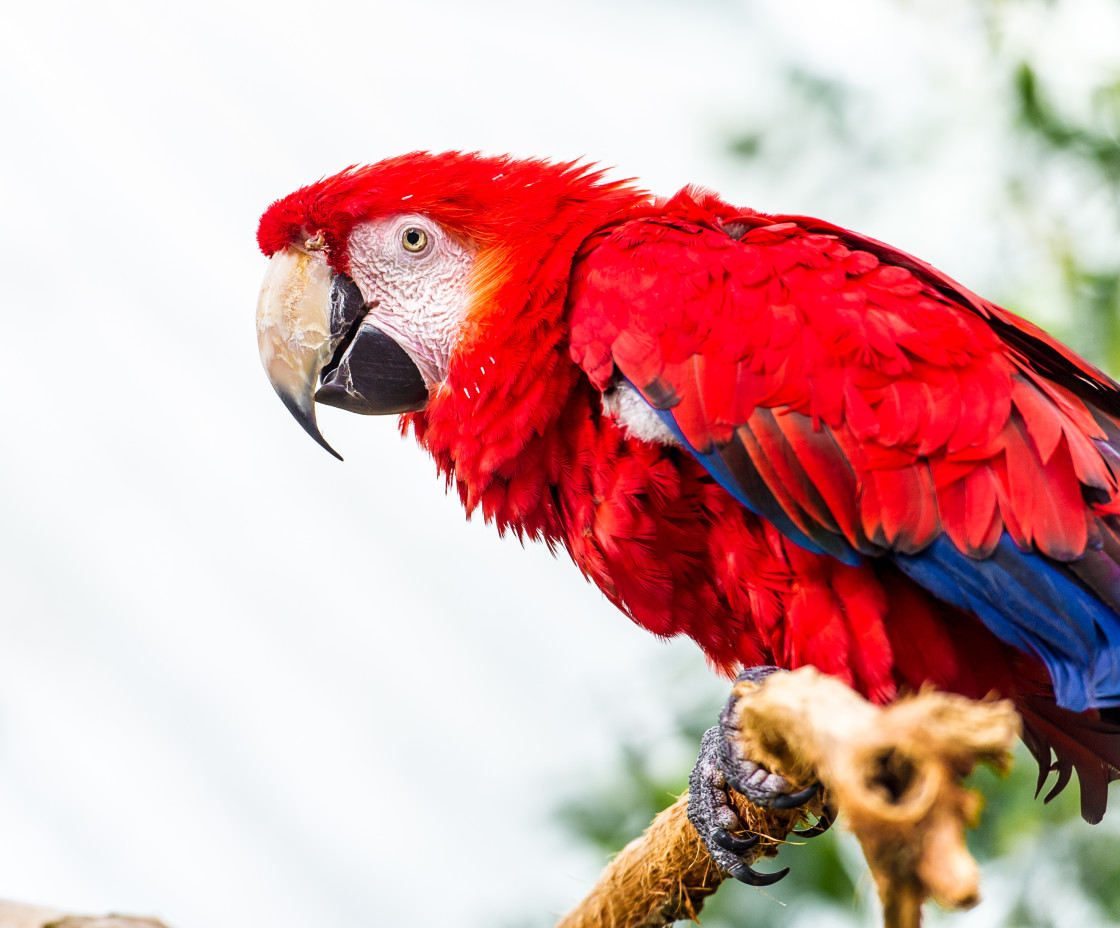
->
<box><xmin>894</xmin><ymin>536</ymin><xmax>1120</xmax><ymax>711</ymax></box>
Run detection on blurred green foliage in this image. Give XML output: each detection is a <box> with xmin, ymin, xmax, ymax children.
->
<box><xmin>550</xmin><ymin>2</ymin><xmax>1120</xmax><ymax>926</ymax></box>
<box><xmin>1005</xmin><ymin>56</ymin><xmax>1120</xmax><ymax>373</ymax></box>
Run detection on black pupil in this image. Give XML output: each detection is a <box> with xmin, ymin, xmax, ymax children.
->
<box><xmin>406</xmin><ymin>229</ymin><xmax>422</xmax><ymax>247</ymax></box>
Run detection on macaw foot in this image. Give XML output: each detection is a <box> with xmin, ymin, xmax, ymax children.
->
<box><xmin>687</xmin><ymin>666</ymin><xmax>835</xmax><ymax>885</ymax></box>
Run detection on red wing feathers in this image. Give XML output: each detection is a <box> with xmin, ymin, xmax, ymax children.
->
<box><xmin>567</xmin><ymin>204</ymin><xmax>1120</xmax><ymax>569</ymax></box>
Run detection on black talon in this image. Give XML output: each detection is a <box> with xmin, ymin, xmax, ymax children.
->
<box><xmin>770</xmin><ymin>782</ymin><xmax>820</xmax><ymax>810</ymax></box>
<box><xmin>730</xmin><ymin>862</ymin><xmax>790</xmax><ymax>887</ymax></box>
<box><xmin>712</xmin><ymin>828</ymin><xmax>761</xmax><ymax>854</ymax></box>
<box><xmin>793</xmin><ymin>801</ymin><xmax>836</xmax><ymax>839</ymax></box>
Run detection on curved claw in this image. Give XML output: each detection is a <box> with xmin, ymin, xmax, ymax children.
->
<box><xmin>712</xmin><ymin>828</ymin><xmax>760</xmax><ymax>855</ymax></box>
<box><xmin>770</xmin><ymin>782</ymin><xmax>820</xmax><ymax>810</ymax></box>
<box><xmin>730</xmin><ymin>862</ymin><xmax>790</xmax><ymax>887</ymax></box>
<box><xmin>793</xmin><ymin>801</ymin><xmax>836</xmax><ymax>839</ymax></box>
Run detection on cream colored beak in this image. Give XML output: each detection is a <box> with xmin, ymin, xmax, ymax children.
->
<box><xmin>255</xmin><ymin>246</ymin><xmax>342</xmax><ymax>459</ymax></box>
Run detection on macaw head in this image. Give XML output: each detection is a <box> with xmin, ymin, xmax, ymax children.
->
<box><xmin>255</xmin><ymin>151</ymin><xmax>642</xmax><ymax>458</ymax></box>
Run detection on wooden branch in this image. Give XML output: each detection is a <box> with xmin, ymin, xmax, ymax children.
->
<box><xmin>0</xmin><ymin>902</ymin><xmax>168</xmax><ymax>928</ymax></box>
<box><xmin>553</xmin><ymin>790</ymin><xmax>806</xmax><ymax>928</ymax></box>
<box><xmin>555</xmin><ymin>668</ymin><xmax>1020</xmax><ymax>928</ymax></box>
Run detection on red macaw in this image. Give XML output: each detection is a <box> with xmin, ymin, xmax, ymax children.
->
<box><xmin>255</xmin><ymin>151</ymin><xmax>1120</xmax><ymax>880</ymax></box>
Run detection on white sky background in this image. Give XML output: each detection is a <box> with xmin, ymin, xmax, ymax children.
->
<box><xmin>1</xmin><ymin>1</ymin><xmax>1118</xmax><ymax>926</ymax></box>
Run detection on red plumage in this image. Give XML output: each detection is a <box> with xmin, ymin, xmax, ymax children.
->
<box><xmin>258</xmin><ymin>152</ymin><xmax>1120</xmax><ymax>821</ymax></box>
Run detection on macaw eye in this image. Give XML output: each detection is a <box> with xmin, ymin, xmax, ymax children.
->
<box><xmin>401</xmin><ymin>227</ymin><xmax>428</xmax><ymax>253</ymax></box>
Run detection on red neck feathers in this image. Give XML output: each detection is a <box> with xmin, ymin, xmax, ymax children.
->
<box><xmin>376</xmin><ymin>155</ymin><xmax>649</xmax><ymax>538</ymax></box>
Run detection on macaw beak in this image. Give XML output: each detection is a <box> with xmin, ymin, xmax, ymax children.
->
<box><xmin>255</xmin><ymin>246</ymin><xmax>429</xmax><ymax>460</ymax></box>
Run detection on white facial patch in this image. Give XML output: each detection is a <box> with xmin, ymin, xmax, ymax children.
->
<box><xmin>346</xmin><ymin>214</ymin><xmax>476</xmax><ymax>387</ymax></box>
<box><xmin>602</xmin><ymin>381</ymin><xmax>681</xmax><ymax>446</ymax></box>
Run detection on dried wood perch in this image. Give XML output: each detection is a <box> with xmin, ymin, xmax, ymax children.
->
<box><xmin>0</xmin><ymin>902</ymin><xmax>168</xmax><ymax>928</ymax></box>
<box><xmin>555</xmin><ymin>667</ymin><xmax>1020</xmax><ymax>928</ymax></box>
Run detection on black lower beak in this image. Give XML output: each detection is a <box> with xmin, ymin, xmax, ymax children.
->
<box><xmin>316</xmin><ymin>322</ymin><xmax>429</xmax><ymax>415</ymax></box>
